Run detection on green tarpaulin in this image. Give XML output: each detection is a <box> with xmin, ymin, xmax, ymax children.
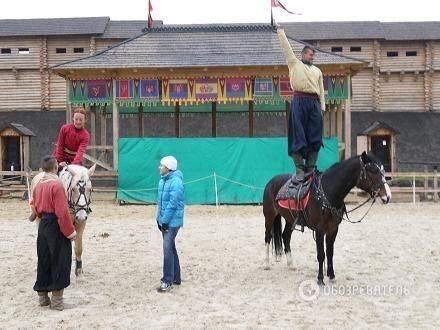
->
<box><xmin>117</xmin><ymin>137</ymin><xmax>339</xmax><ymax>204</ymax></box>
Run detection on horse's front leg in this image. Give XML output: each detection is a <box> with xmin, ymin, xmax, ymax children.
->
<box><xmin>74</xmin><ymin>221</ymin><xmax>86</xmax><ymax>276</ymax></box>
<box><xmin>326</xmin><ymin>227</ymin><xmax>338</xmax><ymax>281</ymax></box>
<box><xmin>315</xmin><ymin>230</ymin><xmax>325</xmax><ymax>286</ymax></box>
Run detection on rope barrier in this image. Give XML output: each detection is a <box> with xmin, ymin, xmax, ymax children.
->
<box><xmin>215</xmin><ymin>174</ymin><xmax>265</xmax><ymax>191</ymax></box>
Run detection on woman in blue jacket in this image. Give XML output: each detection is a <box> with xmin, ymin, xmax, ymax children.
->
<box><xmin>156</xmin><ymin>156</ymin><xmax>184</xmax><ymax>292</ymax></box>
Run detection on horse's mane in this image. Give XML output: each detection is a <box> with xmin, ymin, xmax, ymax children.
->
<box><xmin>64</xmin><ymin>165</ymin><xmax>90</xmax><ymax>178</ymax></box>
<box><xmin>324</xmin><ymin>155</ymin><xmax>359</xmax><ymax>176</ymax></box>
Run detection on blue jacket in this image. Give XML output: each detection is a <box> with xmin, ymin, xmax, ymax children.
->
<box><xmin>156</xmin><ymin>170</ymin><xmax>184</xmax><ymax>228</ymax></box>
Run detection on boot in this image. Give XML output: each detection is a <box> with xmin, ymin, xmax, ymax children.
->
<box><xmin>50</xmin><ymin>290</ymin><xmax>64</xmax><ymax>311</ymax></box>
<box><xmin>292</xmin><ymin>153</ymin><xmax>305</xmax><ymax>182</ymax></box>
<box><xmin>38</xmin><ymin>291</ymin><xmax>50</xmax><ymax>307</ymax></box>
<box><xmin>306</xmin><ymin>151</ymin><xmax>319</xmax><ymax>173</ymax></box>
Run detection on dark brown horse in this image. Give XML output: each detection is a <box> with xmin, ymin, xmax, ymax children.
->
<box><xmin>263</xmin><ymin>152</ymin><xmax>391</xmax><ymax>285</ymax></box>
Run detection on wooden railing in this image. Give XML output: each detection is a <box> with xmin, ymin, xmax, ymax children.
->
<box><xmin>0</xmin><ymin>171</ymin><xmax>438</xmax><ymax>202</ymax></box>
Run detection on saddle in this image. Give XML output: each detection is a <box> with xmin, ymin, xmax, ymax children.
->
<box><xmin>276</xmin><ymin>171</ymin><xmax>315</xmax><ymax>211</ymax></box>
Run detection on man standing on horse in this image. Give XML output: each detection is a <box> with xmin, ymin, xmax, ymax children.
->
<box><xmin>31</xmin><ymin>155</ymin><xmax>76</xmax><ymax>311</ymax></box>
<box><xmin>54</xmin><ymin>107</ymin><xmax>90</xmax><ymax>168</ymax></box>
<box><xmin>277</xmin><ymin>25</ymin><xmax>325</xmax><ymax>181</ymax></box>
<box><xmin>156</xmin><ymin>156</ymin><xmax>184</xmax><ymax>293</ymax></box>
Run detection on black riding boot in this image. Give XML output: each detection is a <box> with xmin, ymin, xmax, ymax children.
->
<box><xmin>291</xmin><ymin>153</ymin><xmax>305</xmax><ymax>182</ymax></box>
<box><xmin>306</xmin><ymin>151</ymin><xmax>319</xmax><ymax>173</ymax></box>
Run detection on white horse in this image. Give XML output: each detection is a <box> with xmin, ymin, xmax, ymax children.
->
<box><xmin>31</xmin><ymin>164</ymin><xmax>96</xmax><ymax>276</ymax></box>
<box><xmin>59</xmin><ymin>164</ymin><xmax>96</xmax><ymax>276</ymax></box>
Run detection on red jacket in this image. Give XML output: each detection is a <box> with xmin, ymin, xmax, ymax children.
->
<box><xmin>54</xmin><ymin>124</ymin><xmax>90</xmax><ymax>165</ymax></box>
<box><xmin>33</xmin><ymin>179</ymin><xmax>76</xmax><ymax>239</ymax></box>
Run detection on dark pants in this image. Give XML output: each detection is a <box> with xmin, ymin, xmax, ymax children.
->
<box><xmin>33</xmin><ymin>213</ymin><xmax>72</xmax><ymax>292</ymax></box>
<box><xmin>161</xmin><ymin>227</ymin><xmax>181</xmax><ymax>284</ymax></box>
<box><xmin>288</xmin><ymin>96</ymin><xmax>323</xmax><ymax>158</ymax></box>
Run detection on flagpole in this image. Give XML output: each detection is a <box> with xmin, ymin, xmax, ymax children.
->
<box><xmin>271</xmin><ymin>7</ymin><xmax>274</xmax><ymax>27</ymax></box>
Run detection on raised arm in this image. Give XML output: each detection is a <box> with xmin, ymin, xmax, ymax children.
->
<box><xmin>277</xmin><ymin>28</ymin><xmax>300</xmax><ymax>69</ymax></box>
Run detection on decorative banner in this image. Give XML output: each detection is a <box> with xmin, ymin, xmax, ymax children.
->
<box><xmin>226</xmin><ymin>78</ymin><xmax>245</xmax><ymax>98</ymax></box>
<box><xmin>279</xmin><ymin>77</ymin><xmax>294</xmax><ymax>99</ymax></box>
<box><xmin>116</xmin><ymin>80</ymin><xmax>134</xmax><ymax>100</ymax></box>
<box><xmin>188</xmin><ymin>78</ymin><xmax>195</xmax><ymax>101</ymax></box>
<box><xmin>69</xmin><ymin>80</ymin><xmax>88</xmax><ymax>105</ymax></box>
<box><xmin>87</xmin><ymin>80</ymin><xmax>111</xmax><ymax>100</ymax></box>
<box><xmin>194</xmin><ymin>78</ymin><xmax>218</xmax><ymax>102</ymax></box>
<box><xmin>140</xmin><ymin>79</ymin><xmax>160</xmax><ymax>100</ymax></box>
<box><xmin>115</xmin><ymin>79</ymin><xmax>160</xmax><ymax>106</ymax></box>
<box><xmin>161</xmin><ymin>78</ymin><xmax>169</xmax><ymax>103</ymax></box>
<box><xmin>254</xmin><ymin>78</ymin><xmax>273</xmax><ymax>99</ymax></box>
<box><xmin>217</xmin><ymin>78</ymin><xmax>253</xmax><ymax>104</ymax></box>
<box><xmin>169</xmin><ymin>80</ymin><xmax>188</xmax><ymax>101</ymax></box>
<box><xmin>69</xmin><ymin>80</ymin><xmax>112</xmax><ymax>106</ymax></box>
<box><xmin>324</xmin><ymin>75</ymin><xmax>349</xmax><ymax>103</ymax></box>
<box><xmin>273</xmin><ymin>76</ymin><xmax>279</xmax><ymax>94</ymax></box>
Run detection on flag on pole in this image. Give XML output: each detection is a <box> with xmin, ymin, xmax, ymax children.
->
<box><xmin>147</xmin><ymin>0</ymin><xmax>154</xmax><ymax>29</ymax></box>
<box><xmin>271</xmin><ymin>0</ymin><xmax>302</xmax><ymax>15</ymax></box>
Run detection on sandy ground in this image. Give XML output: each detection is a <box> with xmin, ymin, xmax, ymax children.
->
<box><xmin>0</xmin><ymin>200</ymin><xmax>439</xmax><ymax>329</ymax></box>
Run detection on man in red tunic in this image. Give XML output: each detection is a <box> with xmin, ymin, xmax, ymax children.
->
<box><xmin>32</xmin><ymin>155</ymin><xmax>76</xmax><ymax>311</ymax></box>
<box><xmin>54</xmin><ymin>107</ymin><xmax>90</xmax><ymax>167</ymax></box>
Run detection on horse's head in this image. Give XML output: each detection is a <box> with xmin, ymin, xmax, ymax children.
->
<box><xmin>356</xmin><ymin>152</ymin><xmax>391</xmax><ymax>204</ymax></box>
<box><xmin>65</xmin><ymin>164</ymin><xmax>96</xmax><ymax>221</ymax></box>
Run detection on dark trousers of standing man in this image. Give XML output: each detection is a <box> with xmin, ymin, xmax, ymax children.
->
<box><xmin>288</xmin><ymin>92</ymin><xmax>323</xmax><ymax>177</ymax></box>
<box><xmin>33</xmin><ymin>213</ymin><xmax>72</xmax><ymax>293</ymax></box>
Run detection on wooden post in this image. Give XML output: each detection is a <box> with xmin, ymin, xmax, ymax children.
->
<box><xmin>323</xmin><ymin>110</ymin><xmax>330</xmax><ymax>137</ymax></box>
<box><xmin>175</xmin><ymin>103</ymin><xmax>180</xmax><ymax>137</ymax></box>
<box><xmin>100</xmin><ymin>105</ymin><xmax>107</xmax><ymax>163</ymax></box>
<box><xmin>424</xmin><ymin>165</ymin><xmax>429</xmax><ymax>201</ymax></box>
<box><xmin>112</xmin><ymin>81</ymin><xmax>119</xmax><ymax>170</ymax></box>
<box><xmin>344</xmin><ymin>75</ymin><xmax>352</xmax><ymax>159</ymax></box>
<box><xmin>23</xmin><ymin>136</ymin><xmax>31</xmax><ymax>171</ymax></box>
<box><xmin>65</xmin><ymin>80</ymin><xmax>72</xmax><ymax>123</ymax></box>
<box><xmin>138</xmin><ymin>104</ymin><xmax>144</xmax><ymax>137</ymax></box>
<box><xmin>249</xmin><ymin>100</ymin><xmax>254</xmax><ymax>137</ymax></box>
<box><xmin>212</xmin><ymin>101</ymin><xmax>217</xmax><ymax>137</ymax></box>
<box><xmin>434</xmin><ymin>167</ymin><xmax>439</xmax><ymax>202</ymax></box>
<box><xmin>90</xmin><ymin>106</ymin><xmax>96</xmax><ymax>159</ymax></box>
<box><xmin>372</xmin><ymin>40</ymin><xmax>381</xmax><ymax>111</ymax></box>
<box><xmin>100</xmin><ymin>105</ymin><xmax>107</xmax><ymax>146</ymax></box>
<box><xmin>337</xmin><ymin>103</ymin><xmax>343</xmax><ymax>144</ymax></box>
<box><xmin>330</xmin><ymin>106</ymin><xmax>337</xmax><ymax>137</ymax></box>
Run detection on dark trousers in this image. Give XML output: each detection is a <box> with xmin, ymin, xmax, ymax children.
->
<box><xmin>161</xmin><ymin>227</ymin><xmax>181</xmax><ymax>284</ymax></box>
<box><xmin>33</xmin><ymin>213</ymin><xmax>72</xmax><ymax>292</ymax></box>
<box><xmin>288</xmin><ymin>96</ymin><xmax>323</xmax><ymax>158</ymax></box>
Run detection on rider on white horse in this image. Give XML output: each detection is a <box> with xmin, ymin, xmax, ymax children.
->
<box><xmin>29</xmin><ymin>107</ymin><xmax>90</xmax><ymax>221</ymax></box>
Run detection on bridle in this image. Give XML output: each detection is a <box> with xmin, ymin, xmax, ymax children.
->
<box><xmin>67</xmin><ymin>176</ymin><xmax>92</xmax><ymax>217</ymax></box>
<box><xmin>357</xmin><ymin>157</ymin><xmax>387</xmax><ymax>200</ymax></box>
<box><xmin>314</xmin><ymin>156</ymin><xmax>388</xmax><ymax>224</ymax></box>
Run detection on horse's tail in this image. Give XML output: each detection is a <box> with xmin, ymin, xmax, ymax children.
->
<box><xmin>273</xmin><ymin>214</ymin><xmax>283</xmax><ymax>257</ymax></box>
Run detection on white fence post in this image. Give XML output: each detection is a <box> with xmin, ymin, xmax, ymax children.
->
<box><xmin>412</xmin><ymin>174</ymin><xmax>416</xmax><ymax>204</ymax></box>
<box><xmin>214</xmin><ymin>172</ymin><xmax>219</xmax><ymax>208</ymax></box>
<box><xmin>434</xmin><ymin>168</ymin><xmax>439</xmax><ymax>202</ymax></box>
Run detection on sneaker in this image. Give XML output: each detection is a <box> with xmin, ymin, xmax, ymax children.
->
<box><xmin>173</xmin><ymin>280</ymin><xmax>181</xmax><ymax>285</ymax></box>
<box><xmin>157</xmin><ymin>282</ymin><xmax>172</xmax><ymax>293</ymax></box>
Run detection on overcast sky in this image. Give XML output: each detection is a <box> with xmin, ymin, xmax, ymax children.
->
<box><xmin>1</xmin><ymin>0</ymin><xmax>439</xmax><ymax>23</ymax></box>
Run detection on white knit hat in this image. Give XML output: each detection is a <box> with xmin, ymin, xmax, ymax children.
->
<box><xmin>160</xmin><ymin>156</ymin><xmax>178</xmax><ymax>171</ymax></box>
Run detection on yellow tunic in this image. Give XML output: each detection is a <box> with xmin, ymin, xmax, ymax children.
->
<box><xmin>277</xmin><ymin>28</ymin><xmax>326</xmax><ymax>111</ymax></box>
